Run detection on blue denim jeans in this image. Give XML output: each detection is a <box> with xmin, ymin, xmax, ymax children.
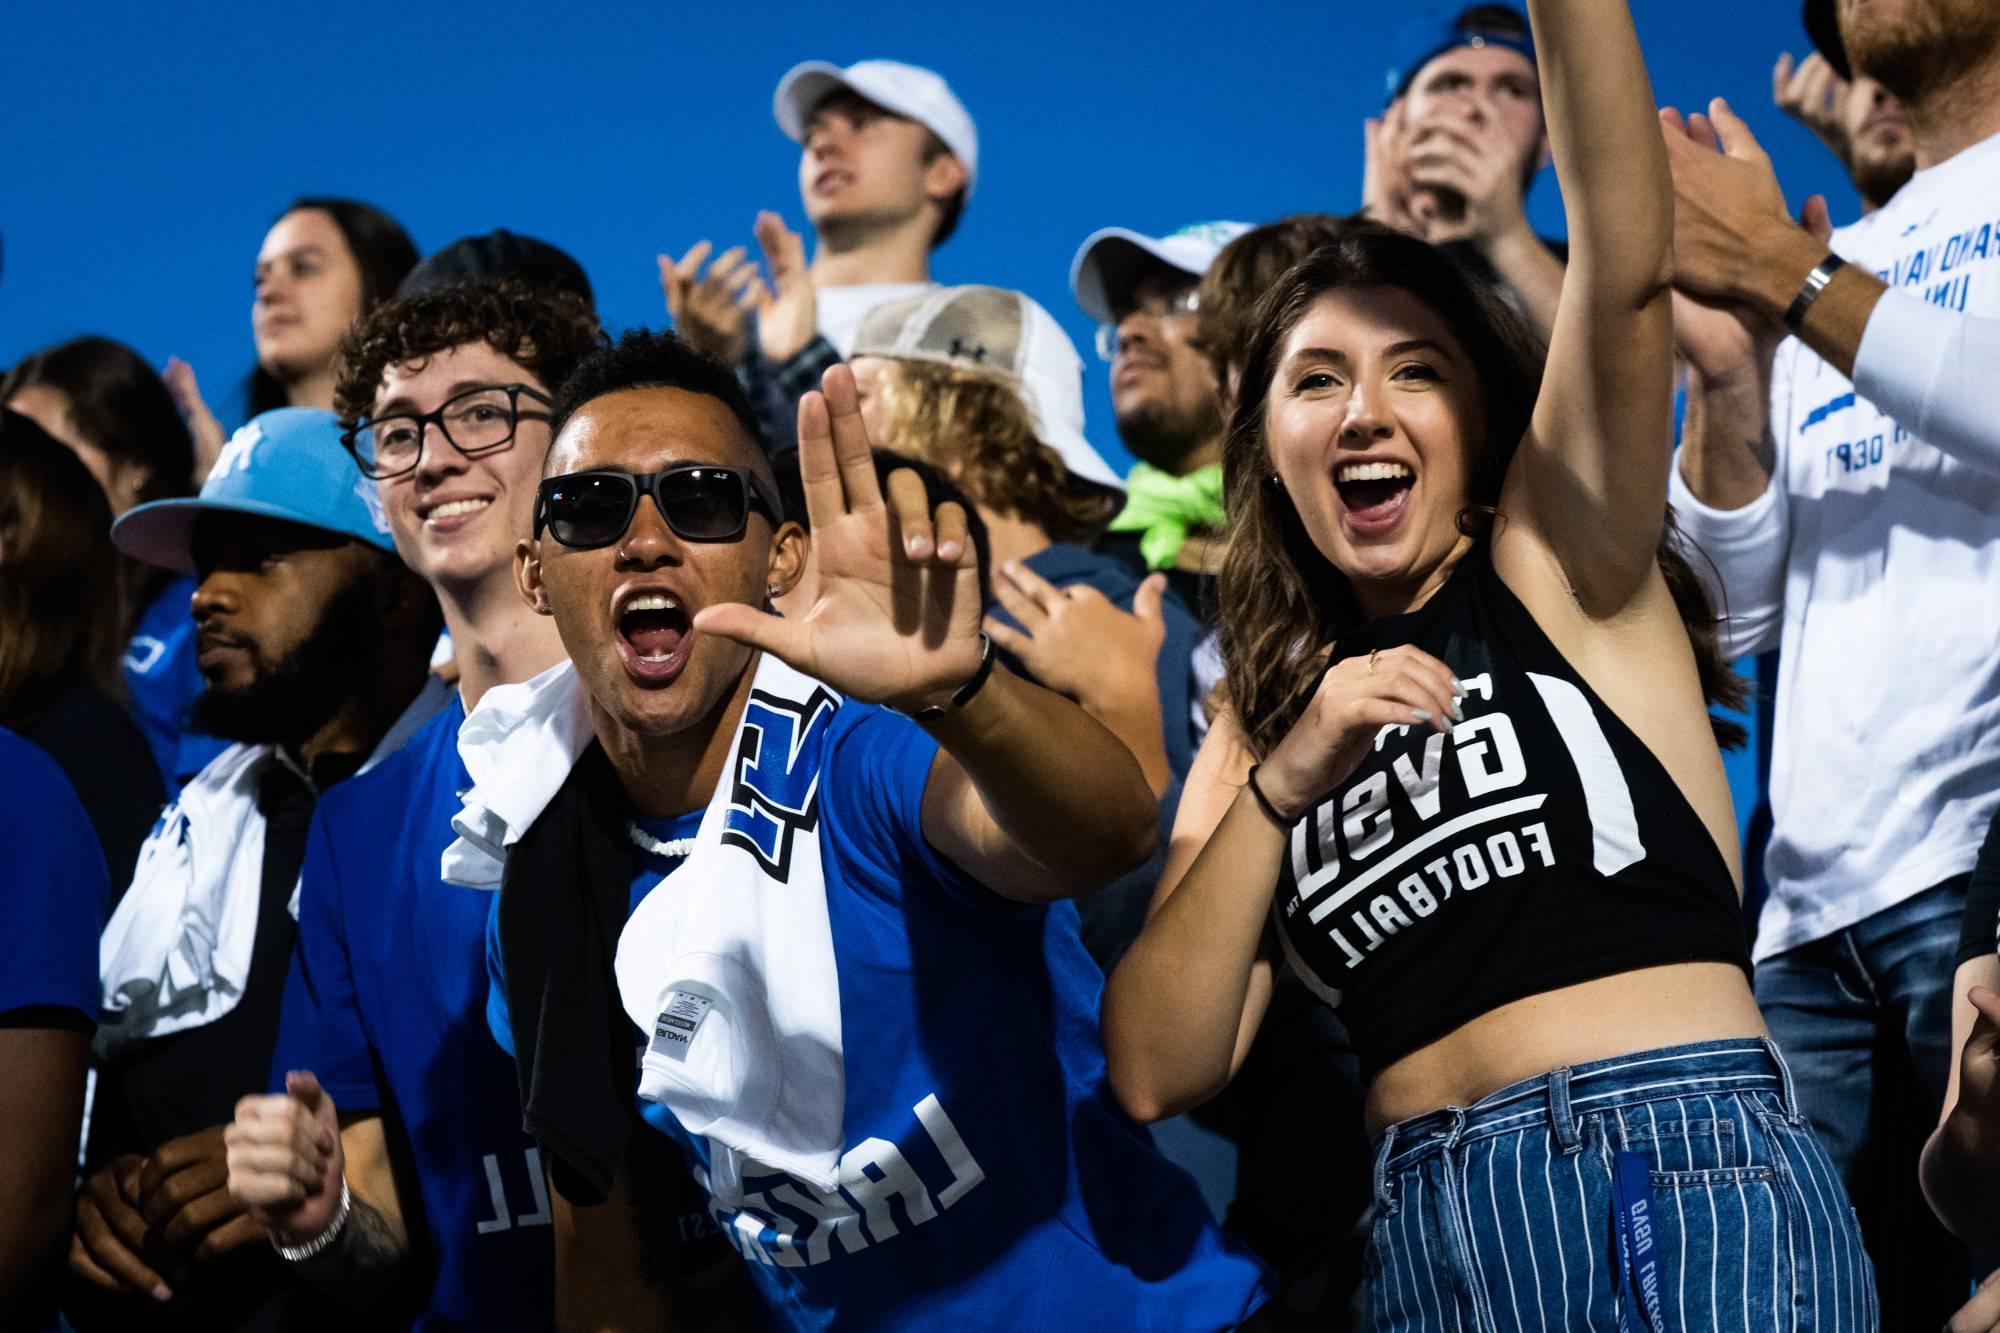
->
<box><xmin>1364</xmin><ymin>1040</ymin><xmax>1875</xmax><ymax>1331</ymax></box>
<box><xmin>1754</xmin><ymin>878</ymin><xmax>1969</xmax><ymax>1324</ymax></box>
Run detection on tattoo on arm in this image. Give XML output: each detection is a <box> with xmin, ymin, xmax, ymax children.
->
<box><xmin>293</xmin><ymin>1196</ymin><xmax>408</xmax><ymax>1305</ymax></box>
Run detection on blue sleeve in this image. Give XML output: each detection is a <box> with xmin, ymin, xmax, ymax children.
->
<box><xmin>0</xmin><ymin>730</ymin><xmax>108</xmax><ymax>1022</ymax></box>
<box><xmin>484</xmin><ymin>891</ymin><xmax>516</xmax><ymax>1058</ymax></box>
<box><xmin>825</xmin><ymin>706</ymin><xmax>1014</xmax><ymax>912</ymax></box>
<box><xmin>268</xmin><ymin>810</ymin><xmax>381</xmax><ymax>1110</ymax></box>
<box><xmin>1151</xmin><ymin>594</ymin><xmax>1201</xmax><ymax>782</ymax></box>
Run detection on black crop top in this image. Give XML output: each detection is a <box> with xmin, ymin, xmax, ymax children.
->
<box><xmin>1272</xmin><ymin>545</ymin><xmax>1752</xmax><ymax>1078</ymax></box>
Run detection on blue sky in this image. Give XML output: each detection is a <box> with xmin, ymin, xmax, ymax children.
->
<box><xmin>4</xmin><ymin>0</ymin><xmax>1855</xmax><ymax>474</ymax></box>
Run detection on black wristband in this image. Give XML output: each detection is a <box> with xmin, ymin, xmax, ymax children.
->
<box><xmin>1783</xmin><ymin>253</ymin><xmax>1847</xmax><ymax>331</ymax></box>
<box><xmin>1245</xmin><ymin>765</ymin><xmax>1293</xmax><ymax>826</ymax></box>
<box><xmin>900</xmin><ymin>633</ymin><xmax>995</xmax><ymax>724</ymax></box>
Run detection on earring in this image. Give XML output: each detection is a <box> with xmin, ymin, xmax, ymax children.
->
<box><xmin>766</xmin><ymin>584</ymin><xmax>780</xmax><ymax>599</ymax></box>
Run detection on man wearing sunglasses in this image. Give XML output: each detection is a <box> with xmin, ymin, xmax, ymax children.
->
<box><xmin>223</xmin><ymin>283</ymin><xmax>741</xmax><ymax>1327</ymax></box>
<box><xmin>459</xmin><ymin>331</ymin><xmax>1271</xmax><ymax>1329</ymax></box>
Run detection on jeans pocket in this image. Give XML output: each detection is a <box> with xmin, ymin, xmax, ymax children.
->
<box><xmin>1644</xmin><ymin>1167</ymin><xmax>1796</xmax><ymax>1331</ymax></box>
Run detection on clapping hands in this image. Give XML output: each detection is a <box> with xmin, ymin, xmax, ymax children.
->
<box><xmin>658</xmin><ymin>212</ymin><xmax>817</xmax><ymax>367</ymax></box>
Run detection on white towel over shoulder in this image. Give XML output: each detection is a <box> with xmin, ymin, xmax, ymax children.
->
<box><xmin>99</xmin><ymin>675</ymin><xmax>451</xmax><ymax>1053</ymax></box>
<box><xmin>443</xmin><ymin>653</ymin><xmax>849</xmax><ymax>1194</ymax></box>
<box><xmin>614</xmin><ymin>654</ymin><xmax>847</xmax><ymax>1196</ymax></box>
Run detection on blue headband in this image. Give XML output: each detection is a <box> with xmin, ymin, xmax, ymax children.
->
<box><xmin>1385</xmin><ymin>10</ymin><xmax>1538</xmax><ymax>105</ymax></box>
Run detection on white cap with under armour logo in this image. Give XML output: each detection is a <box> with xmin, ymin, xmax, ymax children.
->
<box><xmin>850</xmin><ymin>285</ymin><xmax>1121</xmax><ymax>491</ymax></box>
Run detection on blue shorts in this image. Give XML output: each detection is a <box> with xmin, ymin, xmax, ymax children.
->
<box><xmin>1364</xmin><ymin>1038</ymin><xmax>1877</xmax><ymax>1331</ymax></box>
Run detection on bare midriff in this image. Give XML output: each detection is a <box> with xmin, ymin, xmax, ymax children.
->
<box><xmin>1362</xmin><ymin>961</ymin><xmax>1766</xmax><ymax>1133</ymax></box>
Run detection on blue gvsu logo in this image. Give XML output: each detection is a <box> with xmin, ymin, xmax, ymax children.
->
<box><xmin>721</xmin><ymin>687</ymin><xmax>838</xmax><ymax>880</ymax></box>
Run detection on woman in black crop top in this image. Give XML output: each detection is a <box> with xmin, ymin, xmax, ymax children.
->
<box><xmin>1104</xmin><ymin>0</ymin><xmax>1875</xmax><ymax>1326</ymax></box>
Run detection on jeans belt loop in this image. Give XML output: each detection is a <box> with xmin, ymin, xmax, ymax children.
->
<box><xmin>1372</xmin><ymin>1123</ymin><xmax>1401</xmax><ymax>1216</ymax></box>
<box><xmin>1548</xmin><ymin>1065</ymin><xmax>1583</xmax><ymax>1155</ymax></box>
<box><xmin>1762</xmin><ymin>1036</ymin><xmax>1805</xmax><ymax>1125</ymax></box>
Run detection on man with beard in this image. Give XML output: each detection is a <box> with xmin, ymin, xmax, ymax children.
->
<box><xmin>1773</xmin><ymin>17</ymin><xmax>1916</xmax><ymax>217</ymax></box>
<box><xmin>1664</xmin><ymin>0</ymin><xmax>2000</xmax><ymax>1321</ymax></box>
<box><xmin>67</xmin><ymin>408</ymin><xmax>445</xmax><ymax>1331</ymax></box>
<box><xmin>1069</xmin><ymin>221</ymin><xmax>1246</xmax><ymax>621</ymax></box>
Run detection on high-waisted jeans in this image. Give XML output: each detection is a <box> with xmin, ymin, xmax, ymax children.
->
<box><xmin>1363</xmin><ymin>1039</ymin><xmax>1877</xmax><ymax>1332</ymax></box>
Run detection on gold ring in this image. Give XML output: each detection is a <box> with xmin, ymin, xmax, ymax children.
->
<box><xmin>1368</xmin><ymin>649</ymin><xmax>1380</xmax><ymax>674</ymax></box>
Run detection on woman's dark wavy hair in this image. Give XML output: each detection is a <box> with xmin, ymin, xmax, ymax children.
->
<box><xmin>246</xmin><ymin>196</ymin><xmax>419</xmax><ymax>417</ymax></box>
<box><xmin>0</xmin><ymin>412</ymin><xmax>127</xmax><ymax>727</ymax></box>
<box><xmin>1218</xmin><ymin>222</ymin><xmax>1745</xmax><ymax>758</ymax></box>
<box><xmin>1</xmin><ymin>335</ymin><xmax>197</xmax><ymax>626</ymax></box>
<box><xmin>0</xmin><ymin>336</ymin><xmax>195</xmax><ymax>505</ymax></box>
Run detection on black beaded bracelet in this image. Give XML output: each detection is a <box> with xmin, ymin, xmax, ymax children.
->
<box><xmin>1245</xmin><ymin>765</ymin><xmax>1291</xmax><ymax>826</ymax></box>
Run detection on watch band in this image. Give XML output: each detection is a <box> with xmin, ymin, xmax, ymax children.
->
<box><xmin>1783</xmin><ymin>253</ymin><xmax>1848</xmax><ymax>331</ymax></box>
<box><xmin>898</xmin><ymin>633</ymin><xmax>995</xmax><ymax>724</ymax></box>
<box><xmin>272</xmin><ymin>1178</ymin><xmax>351</xmax><ymax>1262</ymax></box>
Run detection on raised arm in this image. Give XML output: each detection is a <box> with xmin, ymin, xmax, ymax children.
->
<box><xmin>1498</xmin><ymin>0</ymin><xmax>1677</xmax><ymax>613</ymax></box>
<box><xmin>694</xmin><ymin>365</ymin><xmax>1156</xmax><ymax>903</ymax></box>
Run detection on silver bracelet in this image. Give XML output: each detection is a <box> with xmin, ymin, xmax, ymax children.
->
<box><xmin>1783</xmin><ymin>253</ymin><xmax>1848</xmax><ymax>331</ymax></box>
<box><xmin>271</xmin><ymin>1178</ymin><xmax>350</xmax><ymax>1262</ymax></box>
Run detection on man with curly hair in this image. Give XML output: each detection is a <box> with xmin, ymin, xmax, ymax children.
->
<box><xmin>223</xmin><ymin>282</ymin><xmax>739</xmax><ymax>1325</ymax></box>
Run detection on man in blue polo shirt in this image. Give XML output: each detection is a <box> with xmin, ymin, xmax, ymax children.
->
<box><xmin>462</xmin><ymin>331</ymin><xmax>1269</xmax><ymax>1330</ymax></box>
<box><xmin>219</xmin><ymin>282</ymin><xmax>689</xmax><ymax>1328</ymax></box>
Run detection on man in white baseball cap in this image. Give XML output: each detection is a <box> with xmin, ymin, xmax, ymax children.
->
<box><xmin>659</xmin><ymin>59</ymin><xmax>976</xmax><ymax>449</ymax></box>
<box><xmin>1070</xmin><ymin>221</ymin><xmax>1248</xmax><ymax>610</ymax></box>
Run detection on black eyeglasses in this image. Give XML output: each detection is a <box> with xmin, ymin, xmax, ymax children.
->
<box><xmin>341</xmin><ymin>383</ymin><xmax>554</xmax><ymax>480</ymax></box>
<box><xmin>533</xmin><ymin>464</ymin><xmax>784</xmax><ymax>549</ymax></box>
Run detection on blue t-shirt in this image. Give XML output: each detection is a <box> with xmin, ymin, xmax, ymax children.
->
<box><xmin>271</xmin><ymin>699</ymin><xmax>554</xmax><ymax>1331</ymax></box>
<box><xmin>0</xmin><ymin>728</ymin><xmax>107</xmax><ymax>1022</ymax></box>
<box><xmin>488</xmin><ymin>702</ymin><xmax>1270</xmax><ymax>1332</ymax></box>
<box><xmin>991</xmin><ymin>542</ymin><xmax>1201</xmax><ymax>780</ymax></box>
<box><xmin>122</xmin><ymin>576</ymin><xmax>227</xmax><ymax>790</ymax></box>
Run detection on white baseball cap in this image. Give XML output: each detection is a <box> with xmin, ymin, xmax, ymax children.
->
<box><xmin>773</xmin><ymin>60</ymin><xmax>979</xmax><ymax>197</ymax></box>
<box><xmin>1069</xmin><ymin>220</ymin><xmax>1255</xmax><ymax>324</ymax></box>
<box><xmin>850</xmin><ymin>285</ymin><xmax>1122</xmax><ymax>491</ymax></box>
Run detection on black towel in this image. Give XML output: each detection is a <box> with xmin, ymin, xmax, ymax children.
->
<box><xmin>495</xmin><ymin>742</ymin><xmax>637</xmax><ymax>1205</ymax></box>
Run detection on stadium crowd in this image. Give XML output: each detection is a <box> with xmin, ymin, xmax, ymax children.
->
<box><xmin>6</xmin><ymin>0</ymin><xmax>2000</xmax><ymax>1327</ymax></box>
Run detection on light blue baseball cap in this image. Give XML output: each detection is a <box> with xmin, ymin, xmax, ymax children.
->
<box><xmin>113</xmin><ymin>408</ymin><xmax>396</xmax><ymax>574</ymax></box>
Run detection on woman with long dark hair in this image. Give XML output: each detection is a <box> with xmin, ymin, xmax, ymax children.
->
<box><xmin>164</xmin><ymin>197</ymin><xmax>416</xmax><ymax>478</ymax></box>
<box><xmin>0</xmin><ymin>413</ymin><xmax>164</xmax><ymax>890</ymax></box>
<box><xmin>1103</xmin><ymin>0</ymin><xmax>1875</xmax><ymax>1325</ymax></box>
<box><xmin>2</xmin><ymin>337</ymin><xmax>204</xmax><ymax>787</ymax></box>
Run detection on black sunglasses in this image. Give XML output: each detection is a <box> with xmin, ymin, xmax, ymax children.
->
<box><xmin>533</xmin><ymin>464</ymin><xmax>784</xmax><ymax>549</ymax></box>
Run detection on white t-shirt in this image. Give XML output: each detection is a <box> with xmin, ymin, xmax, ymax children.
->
<box><xmin>1670</xmin><ymin>129</ymin><xmax>2000</xmax><ymax>961</ymax></box>
<box><xmin>815</xmin><ymin>281</ymin><xmax>933</xmax><ymax>358</ymax></box>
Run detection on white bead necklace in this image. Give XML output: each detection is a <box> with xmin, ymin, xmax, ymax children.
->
<box><xmin>625</xmin><ymin>820</ymin><xmax>696</xmax><ymax>860</ymax></box>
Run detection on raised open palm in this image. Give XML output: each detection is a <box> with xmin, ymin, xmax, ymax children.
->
<box><xmin>693</xmin><ymin>364</ymin><xmax>985</xmax><ymax>709</ymax></box>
